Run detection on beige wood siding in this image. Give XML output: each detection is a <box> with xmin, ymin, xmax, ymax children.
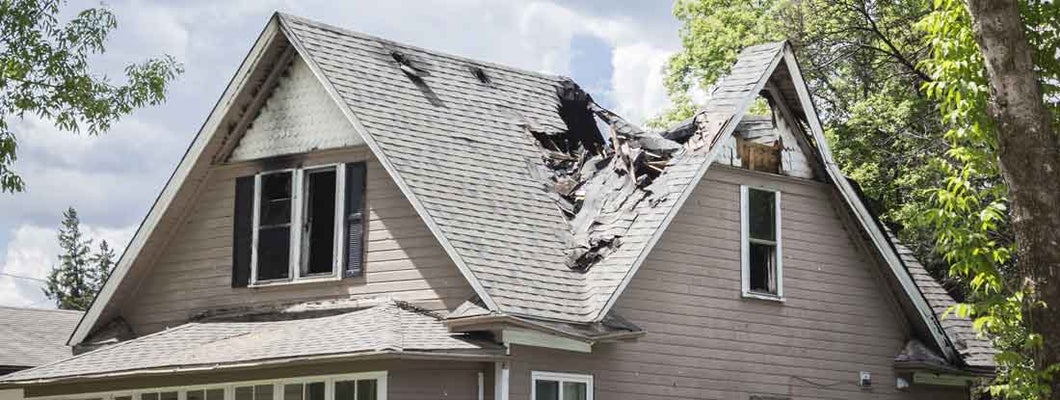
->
<box><xmin>122</xmin><ymin>148</ymin><xmax>473</xmax><ymax>335</ymax></box>
<box><xmin>506</xmin><ymin>166</ymin><xmax>966</xmax><ymax>400</ymax></box>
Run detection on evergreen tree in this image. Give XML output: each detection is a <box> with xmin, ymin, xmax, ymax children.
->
<box><xmin>44</xmin><ymin>207</ymin><xmax>95</xmax><ymax>310</ymax></box>
<box><xmin>89</xmin><ymin>239</ymin><xmax>116</xmax><ymax>290</ymax></box>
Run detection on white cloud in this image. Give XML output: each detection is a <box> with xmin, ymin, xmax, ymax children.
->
<box><xmin>0</xmin><ymin>224</ymin><xmax>135</xmax><ymax>308</ymax></box>
<box><xmin>609</xmin><ymin>43</ymin><xmax>673</xmax><ymax>123</ymax></box>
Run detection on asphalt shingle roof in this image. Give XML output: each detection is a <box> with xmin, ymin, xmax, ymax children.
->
<box><xmin>894</xmin><ymin>240</ymin><xmax>996</xmax><ymax>370</ymax></box>
<box><xmin>0</xmin><ymin>306</ymin><xmax>80</xmax><ymax>369</ymax></box>
<box><xmin>1</xmin><ymin>302</ymin><xmax>501</xmax><ymax>383</ymax></box>
<box><xmin>280</xmin><ymin>14</ymin><xmax>786</xmax><ymax>323</ymax></box>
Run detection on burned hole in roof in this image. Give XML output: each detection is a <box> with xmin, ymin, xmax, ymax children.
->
<box><xmin>387</xmin><ymin>50</ymin><xmax>444</xmax><ymax>107</ymax></box>
<box><xmin>525</xmin><ymin>79</ymin><xmax>685</xmax><ymax>270</ymax></box>
<box><xmin>469</xmin><ymin>65</ymin><xmax>494</xmax><ymax>87</ymax></box>
<box><xmin>390</xmin><ymin>50</ymin><xmax>430</xmax><ymax>78</ymax></box>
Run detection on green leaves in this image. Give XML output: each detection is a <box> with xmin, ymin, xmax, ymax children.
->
<box><xmin>921</xmin><ymin>0</ymin><xmax>1060</xmax><ymax>396</ymax></box>
<box><xmin>0</xmin><ymin>0</ymin><xmax>183</xmax><ymax>193</ymax></box>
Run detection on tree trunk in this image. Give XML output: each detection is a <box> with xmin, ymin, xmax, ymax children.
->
<box><xmin>967</xmin><ymin>0</ymin><xmax>1060</xmax><ymax>395</ymax></box>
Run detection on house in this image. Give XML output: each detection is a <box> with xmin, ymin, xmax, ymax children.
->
<box><xmin>0</xmin><ymin>12</ymin><xmax>995</xmax><ymax>400</ymax></box>
<box><xmin>0</xmin><ymin>307</ymin><xmax>81</xmax><ymax>400</ymax></box>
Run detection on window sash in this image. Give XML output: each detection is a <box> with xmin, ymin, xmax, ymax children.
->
<box><xmin>250</xmin><ymin>164</ymin><xmax>347</xmax><ymax>285</ymax></box>
<box><xmin>740</xmin><ymin>185</ymin><xmax>783</xmax><ymax>299</ymax></box>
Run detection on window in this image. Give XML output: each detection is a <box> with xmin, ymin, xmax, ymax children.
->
<box><xmin>39</xmin><ymin>373</ymin><xmax>386</xmax><ymax>400</ymax></box>
<box><xmin>741</xmin><ymin>186</ymin><xmax>782</xmax><ymax>299</ymax></box>
<box><xmin>531</xmin><ymin>372</ymin><xmax>592</xmax><ymax>400</ymax></box>
<box><xmin>243</xmin><ymin>162</ymin><xmax>368</xmax><ymax>286</ymax></box>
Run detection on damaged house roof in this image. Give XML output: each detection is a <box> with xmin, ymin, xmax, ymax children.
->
<box><xmin>65</xmin><ymin>13</ymin><xmax>992</xmax><ymax>374</ymax></box>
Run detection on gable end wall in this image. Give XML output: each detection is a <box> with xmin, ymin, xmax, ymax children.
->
<box><xmin>505</xmin><ymin>166</ymin><xmax>967</xmax><ymax>400</ymax></box>
<box><xmin>121</xmin><ymin>148</ymin><xmax>473</xmax><ymax>335</ymax></box>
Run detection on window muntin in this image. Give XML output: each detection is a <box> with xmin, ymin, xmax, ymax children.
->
<box><xmin>741</xmin><ymin>186</ymin><xmax>782</xmax><ymax>299</ymax></box>
<box><xmin>531</xmin><ymin>372</ymin><xmax>592</xmax><ymax>400</ymax></box>
<box><xmin>251</xmin><ymin>163</ymin><xmax>360</xmax><ymax>285</ymax></box>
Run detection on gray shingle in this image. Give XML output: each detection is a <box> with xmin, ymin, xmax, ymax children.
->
<box><xmin>891</xmin><ymin>237</ymin><xmax>996</xmax><ymax>369</ymax></box>
<box><xmin>0</xmin><ymin>306</ymin><xmax>80</xmax><ymax>369</ymax></box>
<box><xmin>1</xmin><ymin>302</ymin><xmax>501</xmax><ymax>383</ymax></box>
<box><xmin>279</xmin><ymin>14</ymin><xmax>787</xmax><ymax>323</ymax></box>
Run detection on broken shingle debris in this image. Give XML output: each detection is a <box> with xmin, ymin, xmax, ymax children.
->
<box><xmin>526</xmin><ymin>79</ymin><xmax>686</xmax><ymax>269</ymax></box>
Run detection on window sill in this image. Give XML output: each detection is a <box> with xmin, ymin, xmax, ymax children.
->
<box><xmin>742</xmin><ymin>291</ymin><xmax>785</xmax><ymax>303</ymax></box>
<box><xmin>248</xmin><ymin>275</ymin><xmax>341</xmax><ymax>288</ymax></box>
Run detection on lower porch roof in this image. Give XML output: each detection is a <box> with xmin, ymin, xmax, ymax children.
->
<box><xmin>0</xmin><ymin>302</ymin><xmax>504</xmax><ymax>386</ymax></box>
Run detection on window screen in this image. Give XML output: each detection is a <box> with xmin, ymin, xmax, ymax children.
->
<box><xmin>745</xmin><ymin>187</ymin><xmax>779</xmax><ymax>295</ymax></box>
<box><xmin>257</xmin><ymin>172</ymin><xmax>293</xmax><ymax>280</ymax></box>
<box><xmin>302</xmin><ymin>168</ymin><xmax>337</xmax><ymax>276</ymax></box>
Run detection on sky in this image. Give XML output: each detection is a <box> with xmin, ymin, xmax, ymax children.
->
<box><xmin>0</xmin><ymin>0</ymin><xmax>682</xmax><ymax>308</ymax></box>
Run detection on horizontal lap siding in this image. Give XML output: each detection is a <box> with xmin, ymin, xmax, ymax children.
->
<box><xmin>123</xmin><ymin>149</ymin><xmax>472</xmax><ymax>335</ymax></box>
<box><xmin>507</xmin><ymin>167</ymin><xmax>965</xmax><ymax>400</ymax></box>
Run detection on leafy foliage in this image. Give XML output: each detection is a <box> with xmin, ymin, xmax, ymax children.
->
<box><xmin>0</xmin><ymin>0</ymin><xmax>182</xmax><ymax>192</ymax></box>
<box><xmin>920</xmin><ymin>0</ymin><xmax>1060</xmax><ymax>397</ymax></box>
<box><xmin>657</xmin><ymin>0</ymin><xmax>954</xmax><ymax>286</ymax></box>
<box><xmin>44</xmin><ymin>207</ymin><xmax>116</xmax><ymax>310</ymax></box>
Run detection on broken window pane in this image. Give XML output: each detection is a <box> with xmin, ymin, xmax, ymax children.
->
<box><xmin>257</xmin><ymin>172</ymin><xmax>292</xmax><ymax>281</ymax></box>
<box><xmin>535</xmin><ymin>380</ymin><xmax>559</xmax><ymax>400</ymax></box>
<box><xmin>749</xmin><ymin>242</ymin><xmax>777</xmax><ymax>294</ymax></box>
<box><xmin>748</xmin><ymin>188</ymin><xmax>776</xmax><ymax>241</ymax></box>
<box><xmin>302</xmin><ymin>168</ymin><xmax>337</xmax><ymax>276</ymax></box>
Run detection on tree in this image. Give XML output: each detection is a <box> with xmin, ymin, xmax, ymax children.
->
<box><xmin>0</xmin><ymin>0</ymin><xmax>182</xmax><ymax>193</ymax></box>
<box><xmin>45</xmin><ymin>207</ymin><xmax>94</xmax><ymax>310</ymax></box>
<box><xmin>921</xmin><ymin>0</ymin><xmax>1060</xmax><ymax>397</ymax></box>
<box><xmin>43</xmin><ymin>207</ymin><xmax>116</xmax><ymax>311</ymax></box>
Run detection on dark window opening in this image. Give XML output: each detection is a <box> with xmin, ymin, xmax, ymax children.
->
<box><xmin>746</xmin><ymin>188</ymin><xmax>779</xmax><ymax>296</ymax></box>
<box><xmin>302</xmin><ymin>168</ymin><xmax>337</xmax><ymax>276</ymax></box>
<box><xmin>257</xmin><ymin>172</ymin><xmax>292</xmax><ymax>280</ymax></box>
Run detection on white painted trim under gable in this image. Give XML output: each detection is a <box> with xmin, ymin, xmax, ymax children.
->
<box><xmin>778</xmin><ymin>46</ymin><xmax>955</xmax><ymax>361</ymax></box>
<box><xmin>275</xmin><ymin>14</ymin><xmax>500</xmax><ymax>312</ymax></box>
<box><xmin>530</xmin><ymin>371</ymin><xmax>593</xmax><ymax>400</ymax></box>
<box><xmin>593</xmin><ymin>43</ymin><xmax>787</xmax><ymax>322</ymax></box>
<box><xmin>740</xmin><ymin>185</ymin><xmax>784</xmax><ymax>302</ymax></box>
<box><xmin>67</xmin><ymin>16</ymin><xmax>286</xmax><ymax>346</ymax></box>
<box><xmin>500</xmin><ymin>328</ymin><xmax>591</xmax><ymax>353</ymax></box>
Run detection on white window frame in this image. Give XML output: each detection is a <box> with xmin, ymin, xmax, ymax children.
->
<box><xmin>250</xmin><ymin>163</ymin><xmax>347</xmax><ymax>286</ymax></box>
<box><xmin>740</xmin><ymin>185</ymin><xmax>784</xmax><ymax>301</ymax></box>
<box><xmin>530</xmin><ymin>371</ymin><xmax>593</xmax><ymax>400</ymax></box>
<box><xmin>30</xmin><ymin>372</ymin><xmax>388</xmax><ymax>400</ymax></box>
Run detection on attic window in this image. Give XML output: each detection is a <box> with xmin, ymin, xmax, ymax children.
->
<box><xmin>469</xmin><ymin>66</ymin><xmax>493</xmax><ymax>86</ymax></box>
<box><xmin>232</xmin><ymin>162</ymin><xmax>368</xmax><ymax>288</ymax></box>
<box><xmin>741</xmin><ymin>185</ymin><xmax>782</xmax><ymax>300</ymax></box>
